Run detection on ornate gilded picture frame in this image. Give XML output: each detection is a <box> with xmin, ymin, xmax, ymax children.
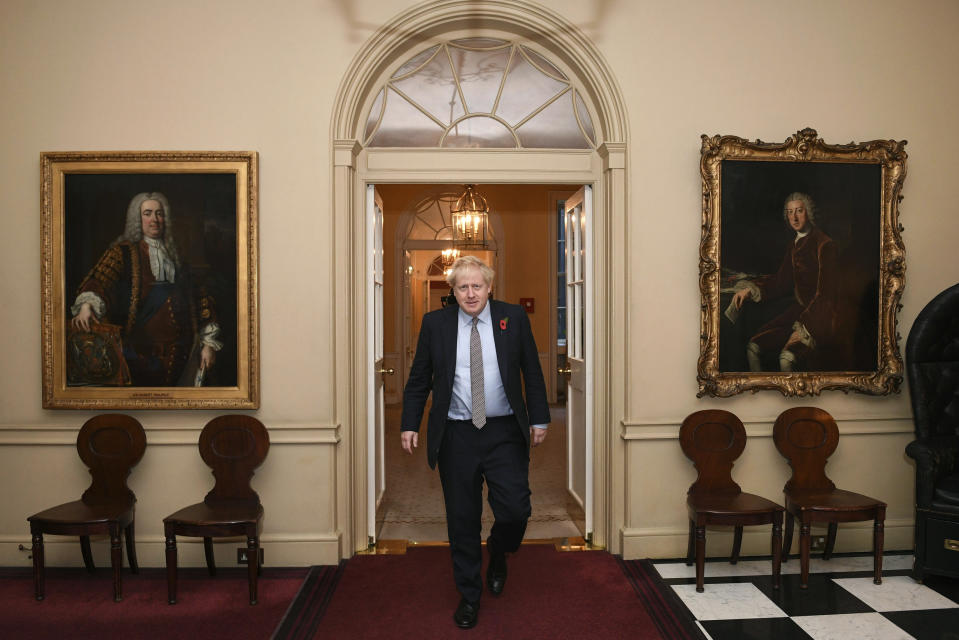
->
<box><xmin>41</xmin><ymin>151</ymin><xmax>259</xmax><ymax>409</ymax></box>
<box><xmin>697</xmin><ymin>128</ymin><xmax>907</xmax><ymax>397</ymax></box>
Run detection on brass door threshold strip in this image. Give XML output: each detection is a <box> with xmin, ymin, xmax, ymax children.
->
<box><xmin>362</xmin><ymin>536</ymin><xmax>599</xmax><ymax>555</ymax></box>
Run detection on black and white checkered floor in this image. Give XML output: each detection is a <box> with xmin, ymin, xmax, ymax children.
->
<box><xmin>652</xmin><ymin>553</ymin><xmax>959</xmax><ymax>639</ymax></box>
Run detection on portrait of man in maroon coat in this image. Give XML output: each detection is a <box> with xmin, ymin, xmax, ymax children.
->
<box><xmin>730</xmin><ymin>192</ymin><xmax>839</xmax><ymax>372</ymax></box>
<box><xmin>69</xmin><ymin>191</ymin><xmax>222</xmax><ymax>387</ymax></box>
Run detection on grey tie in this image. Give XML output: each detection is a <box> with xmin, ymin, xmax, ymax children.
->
<box><xmin>470</xmin><ymin>317</ymin><xmax>486</xmax><ymax>429</ymax></box>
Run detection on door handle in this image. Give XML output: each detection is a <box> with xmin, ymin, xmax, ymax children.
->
<box><xmin>377</xmin><ymin>368</ymin><xmax>395</xmax><ymax>376</ymax></box>
<box><xmin>557</xmin><ymin>366</ymin><xmax>571</xmax><ymax>377</ymax></box>
<box><xmin>946</xmin><ymin>538</ymin><xmax>959</xmax><ymax>552</ymax></box>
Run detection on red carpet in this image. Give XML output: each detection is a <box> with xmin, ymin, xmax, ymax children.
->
<box><xmin>304</xmin><ymin>546</ymin><xmax>690</xmax><ymax>639</ymax></box>
<box><xmin>0</xmin><ymin>566</ymin><xmax>308</xmax><ymax>640</ymax></box>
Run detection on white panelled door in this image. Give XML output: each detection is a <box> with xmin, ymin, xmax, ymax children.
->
<box><xmin>367</xmin><ymin>185</ymin><xmax>389</xmax><ymax>544</ymax></box>
<box><xmin>565</xmin><ymin>186</ymin><xmax>593</xmax><ymax>540</ymax></box>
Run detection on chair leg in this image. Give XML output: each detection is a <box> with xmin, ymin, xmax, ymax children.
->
<box><xmin>110</xmin><ymin>525</ymin><xmax>123</xmax><ymax>602</ymax></box>
<box><xmin>204</xmin><ymin>537</ymin><xmax>216</xmax><ymax>576</ymax></box>
<box><xmin>799</xmin><ymin>521</ymin><xmax>811</xmax><ymax>589</ymax></box>
<box><xmin>730</xmin><ymin>526</ymin><xmax>743</xmax><ymax>565</ymax></box>
<box><xmin>686</xmin><ymin>519</ymin><xmax>695</xmax><ymax>566</ymax></box>
<box><xmin>823</xmin><ymin>522</ymin><xmax>837</xmax><ymax>560</ymax></box>
<box><xmin>247</xmin><ymin>536</ymin><xmax>259</xmax><ymax>605</ymax></box>
<box><xmin>782</xmin><ymin>512</ymin><xmax>794</xmax><ymax>562</ymax></box>
<box><xmin>32</xmin><ymin>531</ymin><xmax>45</xmax><ymax>601</ymax></box>
<box><xmin>694</xmin><ymin>524</ymin><xmax>706</xmax><ymax>593</ymax></box>
<box><xmin>874</xmin><ymin>512</ymin><xmax>885</xmax><ymax>585</ymax></box>
<box><xmin>165</xmin><ymin>530</ymin><xmax>178</xmax><ymax>605</ymax></box>
<box><xmin>771</xmin><ymin>513</ymin><xmax>782</xmax><ymax>591</ymax></box>
<box><xmin>125</xmin><ymin>521</ymin><xmax>139</xmax><ymax>574</ymax></box>
<box><xmin>80</xmin><ymin>535</ymin><xmax>95</xmax><ymax>572</ymax></box>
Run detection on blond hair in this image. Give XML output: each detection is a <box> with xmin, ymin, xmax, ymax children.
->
<box><xmin>446</xmin><ymin>255</ymin><xmax>494</xmax><ymax>287</ymax></box>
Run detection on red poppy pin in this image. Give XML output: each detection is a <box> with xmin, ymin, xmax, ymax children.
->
<box><xmin>499</xmin><ymin>318</ymin><xmax>508</xmax><ymax>331</ymax></box>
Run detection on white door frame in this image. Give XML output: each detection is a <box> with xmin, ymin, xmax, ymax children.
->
<box><xmin>344</xmin><ymin>156</ymin><xmax>617</xmax><ymax>556</ymax></box>
<box><xmin>331</xmin><ymin>1</ymin><xmax>629</xmax><ymax>559</ymax></box>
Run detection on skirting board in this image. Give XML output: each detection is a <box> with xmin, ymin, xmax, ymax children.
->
<box><xmin>620</xmin><ymin>518</ymin><xmax>914</xmax><ymax>560</ymax></box>
<box><xmin>0</xmin><ymin>533</ymin><xmax>342</xmax><ymax>569</ymax></box>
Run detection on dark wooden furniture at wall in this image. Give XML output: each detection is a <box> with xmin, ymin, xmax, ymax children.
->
<box><xmin>773</xmin><ymin>407</ymin><xmax>886</xmax><ymax>589</ymax></box>
<box><xmin>679</xmin><ymin>410</ymin><xmax>784</xmax><ymax>592</ymax></box>
<box><xmin>28</xmin><ymin>414</ymin><xmax>146</xmax><ymax>602</ymax></box>
<box><xmin>905</xmin><ymin>283</ymin><xmax>959</xmax><ymax>581</ymax></box>
<box><xmin>163</xmin><ymin>415</ymin><xmax>269</xmax><ymax>605</ymax></box>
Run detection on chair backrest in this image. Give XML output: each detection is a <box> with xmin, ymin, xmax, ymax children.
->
<box><xmin>679</xmin><ymin>410</ymin><xmax>746</xmax><ymax>495</ymax></box>
<box><xmin>906</xmin><ymin>283</ymin><xmax>959</xmax><ymax>441</ymax></box>
<box><xmin>77</xmin><ymin>414</ymin><xmax>147</xmax><ymax>507</ymax></box>
<box><xmin>773</xmin><ymin>407</ymin><xmax>838</xmax><ymax>492</ymax></box>
<box><xmin>199</xmin><ymin>415</ymin><xmax>270</xmax><ymax>508</ymax></box>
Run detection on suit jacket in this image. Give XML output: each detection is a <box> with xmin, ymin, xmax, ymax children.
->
<box><xmin>401</xmin><ymin>299</ymin><xmax>551</xmax><ymax>469</ymax></box>
<box><xmin>758</xmin><ymin>226</ymin><xmax>839</xmax><ymax>344</ymax></box>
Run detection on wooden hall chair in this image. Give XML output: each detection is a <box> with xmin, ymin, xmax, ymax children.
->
<box><xmin>679</xmin><ymin>410</ymin><xmax>784</xmax><ymax>592</ymax></box>
<box><xmin>773</xmin><ymin>406</ymin><xmax>886</xmax><ymax>589</ymax></box>
<box><xmin>27</xmin><ymin>414</ymin><xmax>147</xmax><ymax>602</ymax></box>
<box><xmin>163</xmin><ymin>415</ymin><xmax>269</xmax><ymax>605</ymax></box>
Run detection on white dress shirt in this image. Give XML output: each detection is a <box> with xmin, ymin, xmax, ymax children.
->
<box><xmin>447</xmin><ymin>303</ymin><xmax>547</xmax><ymax>430</ymax></box>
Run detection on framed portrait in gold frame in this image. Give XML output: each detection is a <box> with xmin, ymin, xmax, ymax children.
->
<box><xmin>41</xmin><ymin>151</ymin><xmax>259</xmax><ymax>409</ymax></box>
<box><xmin>697</xmin><ymin>128</ymin><xmax>907</xmax><ymax>397</ymax></box>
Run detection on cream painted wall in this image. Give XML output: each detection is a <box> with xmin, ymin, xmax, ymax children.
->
<box><xmin>0</xmin><ymin>0</ymin><xmax>356</xmax><ymax>567</ymax></box>
<box><xmin>1</xmin><ymin>0</ymin><xmax>958</xmax><ymax>567</ymax></box>
<box><xmin>609</xmin><ymin>0</ymin><xmax>959</xmax><ymax>557</ymax></box>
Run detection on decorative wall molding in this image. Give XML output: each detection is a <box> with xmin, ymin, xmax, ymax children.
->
<box><xmin>365</xmin><ymin>149</ymin><xmax>595</xmax><ymax>176</ymax></box>
<box><xmin>0</xmin><ymin>422</ymin><xmax>341</xmax><ymax>446</ymax></box>
<box><xmin>0</xmin><ymin>532</ymin><xmax>343</xmax><ymax>568</ymax></box>
<box><xmin>620</xmin><ymin>416</ymin><xmax>913</xmax><ymax>440</ymax></box>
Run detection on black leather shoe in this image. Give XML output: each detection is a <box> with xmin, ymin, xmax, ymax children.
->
<box><xmin>453</xmin><ymin>597</ymin><xmax>479</xmax><ymax>629</ymax></box>
<box><xmin>487</xmin><ymin>543</ymin><xmax>508</xmax><ymax>595</ymax></box>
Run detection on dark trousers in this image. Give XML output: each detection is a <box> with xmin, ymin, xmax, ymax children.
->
<box><xmin>438</xmin><ymin>415</ymin><xmax>530</xmax><ymax>603</ymax></box>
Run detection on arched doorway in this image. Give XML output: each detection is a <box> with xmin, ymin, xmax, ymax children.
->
<box><xmin>331</xmin><ymin>0</ymin><xmax>629</xmax><ymax>557</ymax></box>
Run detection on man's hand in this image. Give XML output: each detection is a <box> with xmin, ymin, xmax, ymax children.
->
<box><xmin>530</xmin><ymin>427</ymin><xmax>547</xmax><ymax>447</ymax></box>
<box><xmin>401</xmin><ymin>430</ymin><xmax>418</xmax><ymax>454</ymax></box>
<box><xmin>200</xmin><ymin>345</ymin><xmax>216</xmax><ymax>370</ymax></box>
<box><xmin>71</xmin><ymin>303</ymin><xmax>98</xmax><ymax>332</ymax></box>
<box><xmin>732</xmin><ymin>288</ymin><xmax>752</xmax><ymax>309</ymax></box>
<box><xmin>784</xmin><ymin>330</ymin><xmax>803</xmax><ymax>351</ymax></box>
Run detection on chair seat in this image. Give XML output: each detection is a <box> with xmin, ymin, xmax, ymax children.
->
<box><xmin>786</xmin><ymin>489</ymin><xmax>885</xmax><ymax>513</ymax></box>
<box><xmin>164</xmin><ymin>502</ymin><xmax>263</xmax><ymax>527</ymax></box>
<box><xmin>688</xmin><ymin>492</ymin><xmax>784</xmax><ymax>517</ymax></box>
<box><xmin>29</xmin><ymin>500</ymin><xmax>133</xmax><ymax>526</ymax></box>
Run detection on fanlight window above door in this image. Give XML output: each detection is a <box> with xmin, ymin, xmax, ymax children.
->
<box><xmin>364</xmin><ymin>38</ymin><xmax>597</xmax><ymax>149</ymax></box>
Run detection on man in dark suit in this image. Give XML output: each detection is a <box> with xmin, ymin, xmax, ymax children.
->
<box><xmin>401</xmin><ymin>255</ymin><xmax>550</xmax><ymax>629</ymax></box>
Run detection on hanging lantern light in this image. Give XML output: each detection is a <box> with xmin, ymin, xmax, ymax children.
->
<box><xmin>440</xmin><ymin>247</ymin><xmax>460</xmax><ymax>268</ymax></box>
<box><xmin>451</xmin><ymin>184</ymin><xmax>489</xmax><ymax>250</ymax></box>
